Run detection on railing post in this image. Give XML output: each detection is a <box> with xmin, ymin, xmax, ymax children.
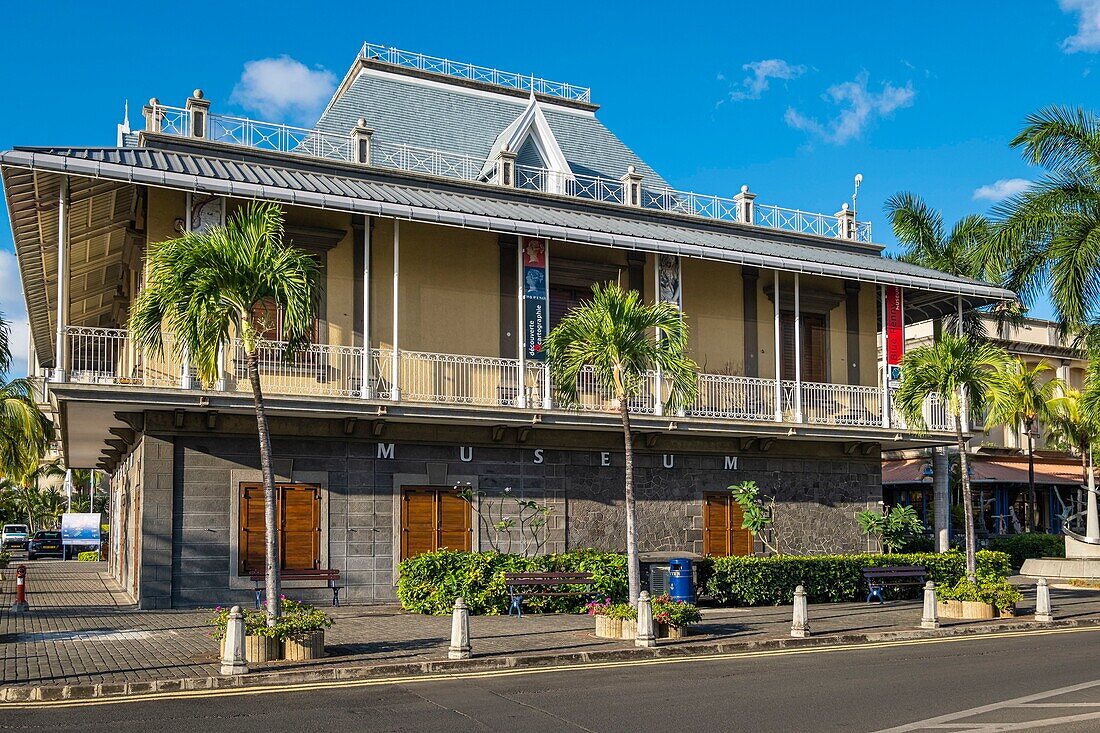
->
<box><xmin>495</xmin><ymin>144</ymin><xmax>517</xmax><ymax>187</ymax></box>
<box><xmin>351</xmin><ymin>118</ymin><xmax>374</xmax><ymax>165</ymax></box>
<box><xmin>837</xmin><ymin>203</ymin><xmax>856</xmax><ymax>241</ymax></box>
<box><xmin>186</xmin><ymin>90</ymin><xmax>210</xmax><ymax>139</ymax></box>
<box><xmin>620</xmin><ymin>166</ymin><xmax>643</xmax><ymax>207</ymax></box>
<box><xmin>142</xmin><ymin>97</ymin><xmax>161</xmax><ymax>133</ymax></box>
<box><xmin>54</xmin><ymin>176</ymin><xmax>69</xmax><ymax>383</ymax></box>
<box><xmin>542</xmin><ymin>364</ymin><xmax>552</xmax><ymax>410</ymax></box>
<box><xmin>733</xmin><ymin>185</ymin><xmax>756</xmax><ymax>224</ymax></box>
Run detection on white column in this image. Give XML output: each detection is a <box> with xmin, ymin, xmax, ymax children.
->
<box><xmin>180</xmin><ymin>193</ymin><xmax>193</xmax><ymax>390</ymax></box>
<box><xmin>541</xmin><ymin>241</ymin><xmax>552</xmax><ymax>410</ymax></box>
<box><xmin>516</xmin><ymin>240</ymin><xmax>526</xmax><ymax>409</ymax></box>
<box><xmin>773</xmin><ymin>270</ymin><xmax>782</xmax><ymax>422</ymax></box>
<box><xmin>794</xmin><ymin>274</ymin><xmax>803</xmax><ymax>423</ymax></box>
<box><xmin>391</xmin><ymin>219</ymin><xmax>401</xmax><ymax>401</ymax></box>
<box><xmin>1088</xmin><ymin>448</ymin><xmax>1099</xmax><ymax>540</ymax></box>
<box><xmin>881</xmin><ymin>286</ymin><xmax>889</xmax><ymax>428</ymax></box>
<box><xmin>215</xmin><ymin>343</ymin><xmax>226</xmax><ymax>391</ymax></box>
<box><xmin>361</xmin><ymin>215</ymin><xmax>372</xmax><ymax>399</ymax></box>
<box><xmin>653</xmin><ymin>255</ymin><xmax>664</xmax><ymax>416</ymax></box>
<box><xmin>957</xmin><ymin>296</ymin><xmax>968</xmax><ymax>433</ymax></box>
<box><xmin>54</xmin><ymin>176</ymin><xmax>70</xmax><ymax>382</ymax></box>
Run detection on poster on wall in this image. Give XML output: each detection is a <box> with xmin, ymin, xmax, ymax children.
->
<box><xmin>190</xmin><ymin>195</ymin><xmax>225</xmax><ymax>234</ymax></box>
<box><xmin>885</xmin><ymin>285</ymin><xmax>904</xmax><ymax>383</ymax></box>
<box><xmin>522</xmin><ymin>237</ymin><xmax>550</xmax><ymax>360</ymax></box>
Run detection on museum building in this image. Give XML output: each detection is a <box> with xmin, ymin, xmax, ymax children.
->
<box><xmin>1</xmin><ymin>43</ymin><xmax>1013</xmax><ymax>607</ymax></box>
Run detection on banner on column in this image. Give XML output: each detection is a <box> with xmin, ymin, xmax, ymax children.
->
<box><xmin>658</xmin><ymin>254</ymin><xmax>682</xmax><ymax>309</ymax></box>
<box><xmin>885</xmin><ymin>285</ymin><xmax>904</xmax><ymax>383</ymax></box>
<box><xmin>521</xmin><ymin>237</ymin><xmax>549</xmax><ymax>360</ymax></box>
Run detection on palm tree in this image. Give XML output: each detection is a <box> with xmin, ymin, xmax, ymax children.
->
<box><xmin>894</xmin><ymin>334</ymin><xmax>1009</xmax><ymax>579</ymax></box>
<box><xmin>983</xmin><ymin>106</ymin><xmax>1100</xmax><ymax>328</ymax></box>
<box><xmin>986</xmin><ymin>359</ymin><xmax>1063</xmax><ymax>531</ymax></box>
<box><xmin>1047</xmin><ymin>386</ymin><xmax>1099</xmax><ymax>526</ymax></box>
<box><xmin>0</xmin><ymin>313</ymin><xmax>53</xmax><ymax>483</ymax></box>
<box><xmin>545</xmin><ymin>283</ymin><xmax>698</xmax><ymax>604</ymax></box>
<box><xmin>129</xmin><ymin>201</ymin><xmax>320</xmax><ymax>625</ymax></box>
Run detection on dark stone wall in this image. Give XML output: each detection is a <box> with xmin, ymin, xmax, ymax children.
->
<box><xmin>130</xmin><ymin>411</ymin><xmax>883</xmax><ymax>607</ymax></box>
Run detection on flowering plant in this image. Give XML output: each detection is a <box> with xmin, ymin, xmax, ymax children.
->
<box><xmin>208</xmin><ymin>596</ymin><xmax>333</xmax><ymax>640</ymax></box>
<box><xmin>585</xmin><ymin>597</ymin><xmax>613</xmax><ymax>616</ymax></box>
<box><xmin>651</xmin><ymin>594</ymin><xmax>702</xmax><ymax>628</ymax></box>
<box><xmin>208</xmin><ymin>604</ymin><xmax>271</xmax><ymax>641</ymax></box>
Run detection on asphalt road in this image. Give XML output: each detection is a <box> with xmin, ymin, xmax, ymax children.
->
<box><xmin>4</xmin><ymin>627</ymin><xmax>1099</xmax><ymax>732</ymax></box>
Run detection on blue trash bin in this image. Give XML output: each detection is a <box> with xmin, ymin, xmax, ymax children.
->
<box><xmin>668</xmin><ymin>558</ymin><xmax>694</xmax><ymax>603</ymax></box>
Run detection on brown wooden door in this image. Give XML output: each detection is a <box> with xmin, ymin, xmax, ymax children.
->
<box><xmin>703</xmin><ymin>493</ymin><xmax>752</xmax><ymax>557</ymax></box>
<box><xmin>238</xmin><ymin>483</ymin><xmax>322</xmax><ymax>575</ymax></box>
<box><xmin>781</xmin><ymin>312</ymin><xmax>826</xmax><ymax>383</ymax></box>
<box><xmin>400</xmin><ymin>488</ymin><xmax>472</xmax><ymax>560</ymax></box>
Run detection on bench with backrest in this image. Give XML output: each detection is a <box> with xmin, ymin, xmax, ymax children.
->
<box><xmin>862</xmin><ymin>565</ymin><xmax>926</xmax><ymax>604</ymax></box>
<box><xmin>504</xmin><ymin>571</ymin><xmax>596</xmax><ymax>617</ymax></box>
<box><xmin>249</xmin><ymin>569</ymin><xmax>342</xmax><ymax>608</ymax></box>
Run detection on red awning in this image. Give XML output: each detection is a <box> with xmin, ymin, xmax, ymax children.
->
<box><xmin>883</xmin><ymin>456</ymin><xmax>1088</xmax><ymax>486</ymax></box>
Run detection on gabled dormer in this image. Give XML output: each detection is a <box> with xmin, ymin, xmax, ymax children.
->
<box><xmin>481</xmin><ymin>95</ymin><xmax>572</xmax><ymax>192</ymax></box>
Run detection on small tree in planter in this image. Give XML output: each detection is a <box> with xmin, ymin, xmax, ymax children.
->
<box><xmin>857</xmin><ymin>505</ymin><xmax>927</xmax><ymax>553</ymax></box>
<box><xmin>729</xmin><ymin>481</ymin><xmax>776</xmax><ymax>555</ymax></box>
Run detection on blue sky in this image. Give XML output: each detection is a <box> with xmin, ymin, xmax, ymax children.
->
<box><xmin>2</xmin><ymin>1</ymin><xmax>1099</xmax><ymax>376</ymax></box>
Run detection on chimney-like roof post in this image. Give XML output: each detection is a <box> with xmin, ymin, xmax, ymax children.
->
<box><xmin>495</xmin><ymin>143</ymin><xmax>517</xmax><ymax>187</ymax></box>
<box><xmin>142</xmin><ymin>97</ymin><xmax>161</xmax><ymax>134</ymax></box>
<box><xmin>733</xmin><ymin>185</ymin><xmax>756</xmax><ymax>225</ymax></box>
<box><xmin>186</xmin><ymin>89</ymin><xmax>211</xmax><ymax>140</ymax></box>
<box><xmin>351</xmin><ymin>118</ymin><xmax>374</xmax><ymax>165</ymax></box>
<box><xmin>620</xmin><ymin>165</ymin><xmax>643</xmax><ymax>207</ymax></box>
<box><xmin>836</xmin><ymin>203</ymin><xmax>856</xmax><ymax>240</ymax></box>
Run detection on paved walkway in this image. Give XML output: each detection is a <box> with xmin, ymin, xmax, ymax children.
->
<box><xmin>3</xmin><ymin>561</ymin><xmax>1100</xmax><ymax>689</ymax></box>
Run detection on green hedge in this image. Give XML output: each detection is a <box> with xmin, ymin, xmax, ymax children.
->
<box><xmin>397</xmin><ymin>550</ymin><xmax>627</xmax><ymax>615</ymax></box>
<box><xmin>986</xmin><ymin>534</ymin><xmax>1065</xmax><ymax>570</ymax></box>
<box><xmin>76</xmin><ymin>551</ymin><xmax>100</xmax><ymax>562</ymax></box>
<box><xmin>700</xmin><ymin>550</ymin><xmax>1012</xmax><ymax>606</ymax></box>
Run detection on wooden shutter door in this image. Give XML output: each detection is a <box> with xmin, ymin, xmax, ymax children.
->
<box><xmin>703</xmin><ymin>494</ymin><xmax>751</xmax><ymax>557</ymax></box>
<box><xmin>239</xmin><ymin>484</ymin><xmax>267</xmax><ymax>575</ymax></box>
<box><xmin>281</xmin><ymin>485</ymin><xmax>321</xmax><ymax>571</ymax></box>
<box><xmin>805</xmin><ymin>314</ymin><xmax>827</xmax><ymax>383</ymax></box>
<box><xmin>438</xmin><ymin>491</ymin><xmax>472</xmax><ymax>551</ymax></box>
<box><xmin>729</xmin><ymin>501</ymin><xmax>751</xmax><ymax>556</ymax></box>
<box><xmin>401</xmin><ymin>489</ymin><xmax>437</xmax><ymax>560</ymax></box>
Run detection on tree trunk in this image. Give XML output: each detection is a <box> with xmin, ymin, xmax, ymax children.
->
<box><xmin>932</xmin><ymin>446</ymin><xmax>951</xmax><ymax>552</ymax></box>
<box><xmin>1026</xmin><ymin>429</ymin><xmax>1037</xmax><ymax>533</ymax></box>
<box><xmin>619</xmin><ymin>397</ymin><xmax>640</xmax><ymax>605</ymax></box>
<box><xmin>955</xmin><ymin>413</ymin><xmax>977</xmax><ymax>581</ymax></box>
<box><xmin>246</xmin><ymin>347</ymin><xmax>281</xmax><ymax>626</ymax></box>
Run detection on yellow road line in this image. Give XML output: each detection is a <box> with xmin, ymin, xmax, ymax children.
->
<box><xmin>6</xmin><ymin>625</ymin><xmax>1097</xmax><ymax>710</ymax></box>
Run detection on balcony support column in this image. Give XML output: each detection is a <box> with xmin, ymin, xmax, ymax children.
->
<box><xmin>391</xmin><ymin>219</ymin><xmax>401</xmax><ymax>402</ymax></box>
<box><xmin>515</xmin><ymin>237</ymin><xmax>527</xmax><ymax>409</ymax></box>
<box><xmin>54</xmin><ymin>176</ymin><xmax>70</xmax><ymax>383</ymax></box>
<box><xmin>180</xmin><ymin>193</ymin><xmax>194</xmax><ymax>390</ymax></box>
<box><xmin>773</xmin><ymin>270</ymin><xmax>782</xmax><ymax>422</ymax></box>
<box><xmin>361</xmin><ymin>215</ymin><xmax>372</xmax><ymax>399</ymax></box>
<box><xmin>958</xmin><ymin>295</ymin><xmax>968</xmax><ymax>433</ymax></box>
<box><xmin>794</xmin><ymin>274</ymin><xmax>803</xmax><ymax>423</ymax></box>
<box><xmin>880</xmin><ymin>285</ymin><xmax>889</xmax><ymax>428</ymax></box>
<box><xmin>653</xmin><ymin>254</ymin><xmax>664</xmax><ymax>417</ymax></box>
<box><xmin>215</xmin><ymin>343</ymin><xmax>226</xmax><ymax>391</ymax></box>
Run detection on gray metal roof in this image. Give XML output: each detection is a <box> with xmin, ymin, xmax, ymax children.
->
<box><xmin>315</xmin><ymin>65</ymin><xmax>668</xmax><ymax>185</ymax></box>
<box><xmin>0</xmin><ymin>142</ymin><xmax>1014</xmax><ymax>322</ymax></box>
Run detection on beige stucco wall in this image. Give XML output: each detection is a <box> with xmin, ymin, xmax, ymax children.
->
<box><xmin>859</xmin><ymin>283</ymin><xmax>878</xmax><ymax>386</ymax></box>
<box><xmin>146</xmin><ymin>188</ymin><xmax>185</xmax><ymax>247</ymax></box>
<box><xmin>682</xmin><ymin>259</ymin><xmax>744</xmax><ymax>374</ymax></box>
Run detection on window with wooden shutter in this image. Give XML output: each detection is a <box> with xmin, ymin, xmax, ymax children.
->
<box><xmin>400</xmin><ymin>488</ymin><xmax>471</xmax><ymax>560</ymax></box>
<box><xmin>238</xmin><ymin>483</ymin><xmax>322</xmax><ymax>575</ymax></box>
<box><xmin>703</xmin><ymin>493</ymin><xmax>752</xmax><ymax>557</ymax></box>
<box><xmin>780</xmin><ymin>312</ymin><xmax>827</xmax><ymax>383</ymax></box>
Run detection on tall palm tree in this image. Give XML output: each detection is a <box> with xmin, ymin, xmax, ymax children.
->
<box><xmin>0</xmin><ymin>313</ymin><xmax>53</xmax><ymax>483</ymax></box>
<box><xmin>545</xmin><ymin>283</ymin><xmax>698</xmax><ymax>604</ymax></box>
<box><xmin>129</xmin><ymin>201</ymin><xmax>320</xmax><ymax>625</ymax></box>
<box><xmin>986</xmin><ymin>359</ymin><xmax>1063</xmax><ymax>532</ymax></box>
<box><xmin>894</xmin><ymin>334</ymin><xmax>1009</xmax><ymax>579</ymax></box>
<box><xmin>984</xmin><ymin>106</ymin><xmax>1100</xmax><ymax>328</ymax></box>
<box><xmin>885</xmin><ymin>193</ymin><xmax>1000</xmax><ymax>551</ymax></box>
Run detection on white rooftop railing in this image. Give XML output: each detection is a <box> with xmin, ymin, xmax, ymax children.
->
<box><xmin>360</xmin><ymin>42</ymin><xmax>593</xmax><ymax>104</ymax></box>
<box><xmin>144</xmin><ymin>103</ymin><xmax>873</xmax><ymax>242</ymax></box>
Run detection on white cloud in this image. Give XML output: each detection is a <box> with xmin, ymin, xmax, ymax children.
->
<box><xmin>230</xmin><ymin>56</ymin><xmax>337</xmax><ymax>123</ymax></box>
<box><xmin>784</xmin><ymin>72</ymin><xmax>915</xmax><ymax>145</ymax></box>
<box><xmin>973</xmin><ymin>178</ymin><xmax>1032</xmax><ymax>201</ymax></box>
<box><xmin>727</xmin><ymin>59</ymin><xmax>806</xmax><ymax>101</ymax></box>
<box><xmin>1061</xmin><ymin>0</ymin><xmax>1100</xmax><ymax>52</ymax></box>
<box><xmin>0</xmin><ymin>249</ymin><xmax>29</xmax><ymax>378</ymax></box>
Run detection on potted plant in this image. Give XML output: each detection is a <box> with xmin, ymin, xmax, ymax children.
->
<box><xmin>936</xmin><ymin>578</ymin><xmax>1021</xmax><ymax>620</ymax></box>
<box><xmin>587</xmin><ymin>598</ymin><xmax>615</xmax><ymax>638</ymax></box>
<box><xmin>210</xmin><ymin>605</ymin><xmax>281</xmax><ymax>662</ymax></box>
<box><xmin>279</xmin><ymin>598</ymin><xmax>334</xmax><ymax>661</ymax></box>
<box><xmin>651</xmin><ymin>595</ymin><xmax>702</xmax><ymax>639</ymax></box>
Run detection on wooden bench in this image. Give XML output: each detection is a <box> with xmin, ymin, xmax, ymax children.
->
<box><xmin>504</xmin><ymin>571</ymin><xmax>596</xmax><ymax>617</ymax></box>
<box><xmin>249</xmin><ymin>569</ymin><xmax>342</xmax><ymax>608</ymax></box>
<box><xmin>862</xmin><ymin>566</ymin><xmax>926</xmax><ymax>604</ymax></box>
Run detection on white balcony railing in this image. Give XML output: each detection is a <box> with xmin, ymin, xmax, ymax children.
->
<box><xmin>144</xmin><ymin>104</ymin><xmax>873</xmax><ymax>243</ymax></box>
<box><xmin>58</xmin><ymin>328</ymin><xmax>956</xmax><ymax>433</ymax></box>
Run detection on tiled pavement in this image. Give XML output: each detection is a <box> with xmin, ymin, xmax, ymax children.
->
<box><xmin>3</xmin><ymin>560</ymin><xmax>1100</xmax><ymax>688</ymax></box>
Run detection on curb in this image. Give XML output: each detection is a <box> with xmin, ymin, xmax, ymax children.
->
<box><xmin>3</xmin><ymin>617</ymin><xmax>1099</xmax><ymax>704</ymax></box>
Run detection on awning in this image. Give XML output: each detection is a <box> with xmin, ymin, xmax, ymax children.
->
<box><xmin>884</xmin><ymin>456</ymin><xmax>1088</xmax><ymax>486</ymax></box>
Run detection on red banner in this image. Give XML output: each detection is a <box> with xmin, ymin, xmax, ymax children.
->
<box><xmin>886</xmin><ymin>285</ymin><xmax>904</xmax><ymax>366</ymax></box>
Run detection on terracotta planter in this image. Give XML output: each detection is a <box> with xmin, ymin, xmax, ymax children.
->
<box><xmin>245</xmin><ymin>635</ymin><xmax>282</xmax><ymax>663</ymax></box>
<box><xmin>620</xmin><ymin>619</ymin><xmax>637</xmax><ymax>640</ymax></box>
<box><xmin>284</xmin><ymin>631</ymin><xmax>325</xmax><ymax>661</ymax></box>
<box><xmin>937</xmin><ymin>600</ymin><xmax>995</xmax><ymax>620</ymax></box>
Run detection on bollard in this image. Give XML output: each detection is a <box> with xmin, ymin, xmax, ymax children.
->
<box><xmin>9</xmin><ymin>565</ymin><xmax>29</xmax><ymax>612</ymax></box>
<box><xmin>448</xmin><ymin>596</ymin><xmax>472</xmax><ymax>659</ymax></box>
<box><xmin>220</xmin><ymin>605</ymin><xmax>249</xmax><ymax>675</ymax></box>
<box><xmin>635</xmin><ymin>591</ymin><xmax>657</xmax><ymax>648</ymax></box>
<box><xmin>1035</xmin><ymin>577</ymin><xmax>1054</xmax><ymax>623</ymax></box>
<box><xmin>791</xmin><ymin>584</ymin><xmax>810</xmax><ymax>637</ymax></box>
<box><xmin>920</xmin><ymin>581</ymin><xmax>940</xmax><ymax>629</ymax></box>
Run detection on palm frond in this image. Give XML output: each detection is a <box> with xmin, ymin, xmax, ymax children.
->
<box><xmin>1010</xmin><ymin>106</ymin><xmax>1100</xmax><ymax>178</ymax></box>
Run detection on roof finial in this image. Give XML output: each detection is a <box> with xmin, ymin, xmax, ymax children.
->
<box><xmin>117</xmin><ymin>99</ymin><xmax>131</xmax><ymax>146</ymax></box>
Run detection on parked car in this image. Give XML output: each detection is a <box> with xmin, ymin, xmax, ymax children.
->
<box><xmin>27</xmin><ymin>530</ymin><xmax>63</xmax><ymax>560</ymax></box>
<box><xmin>2</xmin><ymin>524</ymin><xmax>30</xmax><ymax>550</ymax></box>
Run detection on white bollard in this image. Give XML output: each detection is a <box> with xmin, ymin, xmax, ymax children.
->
<box><xmin>920</xmin><ymin>581</ymin><xmax>940</xmax><ymax>629</ymax></box>
<box><xmin>1035</xmin><ymin>578</ymin><xmax>1054</xmax><ymax>623</ymax></box>
<box><xmin>220</xmin><ymin>605</ymin><xmax>248</xmax><ymax>675</ymax></box>
<box><xmin>791</xmin><ymin>585</ymin><xmax>810</xmax><ymax>638</ymax></box>
<box><xmin>635</xmin><ymin>591</ymin><xmax>657</xmax><ymax>648</ymax></box>
<box><xmin>448</xmin><ymin>596</ymin><xmax>472</xmax><ymax>659</ymax></box>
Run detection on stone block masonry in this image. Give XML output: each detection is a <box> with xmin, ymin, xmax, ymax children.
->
<box><xmin>124</xmin><ymin>410</ymin><xmax>883</xmax><ymax>608</ymax></box>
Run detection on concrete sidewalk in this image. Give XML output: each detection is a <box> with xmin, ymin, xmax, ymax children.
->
<box><xmin>3</xmin><ymin>560</ymin><xmax>1100</xmax><ymax>695</ymax></box>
